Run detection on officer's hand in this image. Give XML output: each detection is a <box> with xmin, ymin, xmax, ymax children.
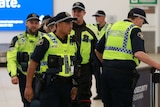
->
<box><xmin>24</xmin><ymin>87</ymin><xmax>33</xmax><ymax>102</ymax></box>
<box><xmin>11</xmin><ymin>76</ymin><xmax>19</xmax><ymax>84</ymax></box>
<box><xmin>71</xmin><ymin>87</ymin><xmax>78</xmax><ymax>100</ymax></box>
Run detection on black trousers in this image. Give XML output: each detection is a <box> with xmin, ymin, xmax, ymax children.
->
<box><xmin>18</xmin><ymin>72</ymin><xmax>36</xmax><ymax>107</ymax></box>
<box><xmin>92</xmin><ymin>58</ymin><xmax>102</xmax><ymax>96</ymax></box>
<box><xmin>40</xmin><ymin>76</ymin><xmax>72</xmax><ymax>107</ymax></box>
<box><xmin>101</xmin><ymin>67</ymin><xmax>135</xmax><ymax>107</ymax></box>
<box><xmin>72</xmin><ymin>63</ymin><xmax>92</xmax><ymax>107</ymax></box>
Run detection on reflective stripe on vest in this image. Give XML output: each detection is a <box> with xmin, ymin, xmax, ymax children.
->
<box><xmin>103</xmin><ymin>21</ymin><xmax>139</xmax><ymax>65</ymax></box>
<box><xmin>105</xmin><ymin>24</ymin><xmax>134</xmax><ymax>54</ymax></box>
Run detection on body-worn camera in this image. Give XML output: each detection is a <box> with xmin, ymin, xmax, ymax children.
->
<box><xmin>46</xmin><ymin>55</ymin><xmax>63</xmax><ymax>75</ymax></box>
<box><xmin>47</xmin><ymin>55</ymin><xmax>63</xmax><ymax>68</ymax></box>
<box><xmin>17</xmin><ymin>52</ymin><xmax>29</xmax><ymax>62</ymax></box>
<box><xmin>44</xmin><ymin>55</ymin><xmax>64</xmax><ymax>84</ymax></box>
<box><xmin>17</xmin><ymin>52</ymin><xmax>29</xmax><ymax>71</ymax></box>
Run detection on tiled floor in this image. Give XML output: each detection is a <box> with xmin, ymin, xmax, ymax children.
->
<box><xmin>0</xmin><ymin>67</ymin><xmax>103</xmax><ymax>107</ymax></box>
<box><xmin>0</xmin><ymin>67</ymin><xmax>23</xmax><ymax>107</ymax></box>
<box><xmin>0</xmin><ymin>54</ymin><xmax>159</xmax><ymax>107</ymax></box>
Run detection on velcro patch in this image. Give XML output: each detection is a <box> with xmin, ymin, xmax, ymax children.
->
<box><xmin>137</xmin><ymin>32</ymin><xmax>144</xmax><ymax>40</ymax></box>
<box><xmin>37</xmin><ymin>39</ymin><xmax>44</xmax><ymax>46</ymax></box>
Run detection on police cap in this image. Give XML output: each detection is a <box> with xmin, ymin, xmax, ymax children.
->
<box><xmin>92</xmin><ymin>10</ymin><xmax>106</xmax><ymax>17</ymax></box>
<box><xmin>128</xmin><ymin>8</ymin><xmax>148</xmax><ymax>24</ymax></box>
<box><xmin>26</xmin><ymin>13</ymin><xmax>40</xmax><ymax>21</ymax></box>
<box><xmin>47</xmin><ymin>17</ymin><xmax>56</xmax><ymax>27</ymax></box>
<box><xmin>72</xmin><ymin>2</ymin><xmax>85</xmax><ymax>11</ymax></box>
<box><xmin>42</xmin><ymin>15</ymin><xmax>52</xmax><ymax>21</ymax></box>
<box><xmin>55</xmin><ymin>12</ymin><xmax>77</xmax><ymax>23</ymax></box>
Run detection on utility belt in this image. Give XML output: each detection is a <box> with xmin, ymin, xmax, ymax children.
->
<box><xmin>17</xmin><ymin>52</ymin><xmax>40</xmax><ymax>71</ymax></box>
<box><xmin>50</xmin><ymin>75</ymin><xmax>72</xmax><ymax>84</ymax></box>
<box><xmin>36</xmin><ymin>72</ymin><xmax>72</xmax><ymax>85</ymax></box>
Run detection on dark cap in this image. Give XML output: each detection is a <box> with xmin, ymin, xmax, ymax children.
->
<box><xmin>92</xmin><ymin>10</ymin><xmax>106</xmax><ymax>17</ymax></box>
<box><xmin>72</xmin><ymin>2</ymin><xmax>85</xmax><ymax>10</ymax></box>
<box><xmin>42</xmin><ymin>15</ymin><xmax>51</xmax><ymax>21</ymax></box>
<box><xmin>128</xmin><ymin>8</ymin><xmax>148</xmax><ymax>24</ymax></box>
<box><xmin>47</xmin><ymin>17</ymin><xmax>56</xmax><ymax>27</ymax></box>
<box><xmin>55</xmin><ymin>12</ymin><xmax>77</xmax><ymax>23</ymax></box>
<box><xmin>26</xmin><ymin>13</ymin><xmax>40</xmax><ymax>21</ymax></box>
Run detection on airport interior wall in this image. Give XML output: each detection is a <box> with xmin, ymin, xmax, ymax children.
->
<box><xmin>0</xmin><ymin>0</ymin><xmax>160</xmax><ymax>53</ymax></box>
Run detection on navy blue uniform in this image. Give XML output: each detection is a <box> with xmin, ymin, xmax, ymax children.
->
<box><xmin>31</xmin><ymin>36</ymin><xmax>73</xmax><ymax>107</ymax></box>
<box><xmin>92</xmin><ymin>24</ymin><xmax>105</xmax><ymax>99</ymax></box>
<box><xmin>31</xmin><ymin>37</ymin><xmax>49</xmax><ymax>62</ymax></box>
<box><xmin>71</xmin><ymin>22</ymin><xmax>97</xmax><ymax>107</ymax></box>
<box><xmin>96</xmin><ymin>20</ymin><xmax>145</xmax><ymax>107</ymax></box>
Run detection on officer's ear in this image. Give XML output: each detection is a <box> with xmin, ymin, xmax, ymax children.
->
<box><xmin>83</xmin><ymin>11</ymin><xmax>86</xmax><ymax>16</ymax></box>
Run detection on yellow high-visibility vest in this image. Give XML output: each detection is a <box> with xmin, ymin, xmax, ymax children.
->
<box><xmin>40</xmin><ymin>32</ymin><xmax>77</xmax><ymax>77</ymax></box>
<box><xmin>103</xmin><ymin>21</ymin><xmax>140</xmax><ymax>65</ymax></box>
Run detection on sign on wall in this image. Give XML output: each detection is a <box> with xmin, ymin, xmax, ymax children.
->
<box><xmin>130</xmin><ymin>0</ymin><xmax>157</xmax><ymax>4</ymax></box>
<box><xmin>133</xmin><ymin>67</ymin><xmax>153</xmax><ymax>107</ymax></box>
<box><xmin>0</xmin><ymin>0</ymin><xmax>53</xmax><ymax>31</ymax></box>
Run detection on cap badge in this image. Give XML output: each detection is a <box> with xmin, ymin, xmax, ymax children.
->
<box><xmin>31</xmin><ymin>14</ymin><xmax>37</xmax><ymax>17</ymax></box>
<box><xmin>75</xmin><ymin>2</ymin><xmax>80</xmax><ymax>6</ymax></box>
<box><xmin>65</xmin><ymin>12</ymin><xmax>71</xmax><ymax>17</ymax></box>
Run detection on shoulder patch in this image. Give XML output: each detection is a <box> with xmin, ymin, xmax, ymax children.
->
<box><xmin>137</xmin><ymin>32</ymin><xmax>144</xmax><ymax>40</ymax></box>
<box><xmin>9</xmin><ymin>36</ymin><xmax>18</xmax><ymax>47</ymax></box>
<box><xmin>37</xmin><ymin>39</ymin><xmax>44</xmax><ymax>46</ymax></box>
<box><xmin>9</xmin><ymin>40</ymin><xmax>14</xmax><ymax>47</ymax></box>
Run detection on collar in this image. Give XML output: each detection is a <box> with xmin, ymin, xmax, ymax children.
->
<box><xmin>124</xmin><ymin>19</ymin><xmax>132</xmax><ymax>22</ymax></box>
<box><xmin>73</xmin><ymin>21</ymin><xmax>86</xmax><ymax>28</ymax></box>
<box><xmin>25</xmin><ymin>30</ymin><xmax>39</xmax><ymax>37</ymax></box>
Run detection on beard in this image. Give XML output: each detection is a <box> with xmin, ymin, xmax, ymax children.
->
<box><xmin>27</xmin><ymin>28</ymin><xmax>38</xmax><ymax>35</ymax></box>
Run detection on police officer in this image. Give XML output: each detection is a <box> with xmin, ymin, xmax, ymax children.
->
<box><xmin>24</xmin><ymin>12</ymin><xmax>78</xmax><ymax>107</ymax></box>
<box><xmin>92</xmin><ymin>10</ymin><xmax>111</xmax><ymax>100</ymax></box>
<box><xmin>71</xmin><ymin>2</ymin><xmax>97</xmax><ymax>107</ymax></box>
<box><xmin>46</xmin><ymin>17</ymin><xmax>56</xmax><ymax>33</ymax></box>
<box><xmin>95</xmin><ymin>8</ymin><xmax>160</xmax><ymax>107</ymax></box>
<box><xmin>7</xmin><ymin>13</ymin><xmax>44</xmax><ymax>107</ymax></box>
<box><xmin>92</xmin><ymin>10</ymin><xmax>111</xmax><ymax>40</ymax></box>
<box><xmin>39</xmin><ymin>15</ymin><xmax>52</xmax><ymax>33</ymax></box>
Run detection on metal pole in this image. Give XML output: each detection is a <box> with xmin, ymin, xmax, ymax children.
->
<box><xmin>152</xmin><ymin>69</ymin><xmax>160</xmax><ymax>107</ymax></box>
